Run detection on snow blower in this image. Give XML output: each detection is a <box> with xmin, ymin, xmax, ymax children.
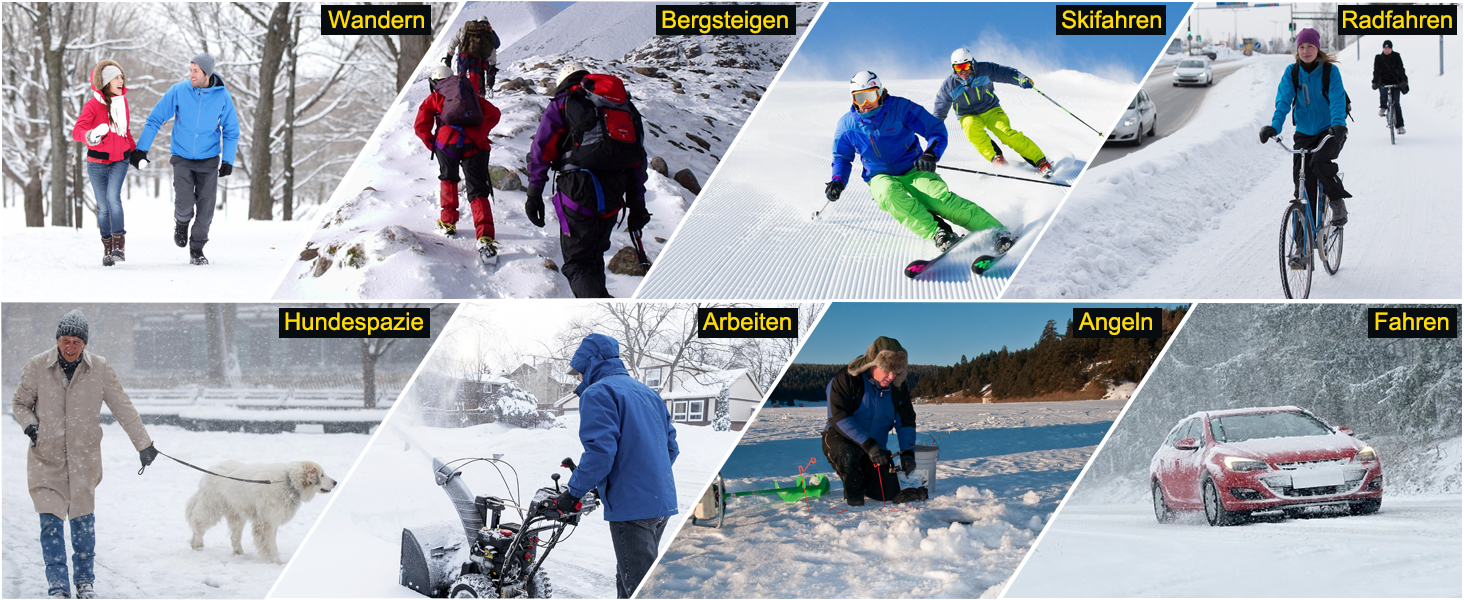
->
<box><xmin>400</xmin><ymin>456</ymin><xmax>598</xmax><ymax>598</ymax></box>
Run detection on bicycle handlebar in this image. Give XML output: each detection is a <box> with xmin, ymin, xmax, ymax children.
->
<box><xmin>1269</xmin><ymin>133</ymin><xmax>1335</xmax><ymax>154</ymax></box>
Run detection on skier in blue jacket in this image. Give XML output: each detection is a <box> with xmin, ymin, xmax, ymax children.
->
<box><xmin>822</xmin><ymin>336</ymin><xmax>928</xmax><ymax>506</ymax></box>
<box><xmin>1259</xmin><ymin>28</ymin><xmax>1351</xmax><ymax>232</ymax></box>
<box><xmin>934</xmin><ymin>48</ymin><xmax>1054</xmax><ymax>178</ymax></box>
<box><xmin>553</xmin><ymin>333</ymin><xmax>678</xmax><ymax>598</ymax></box>
<box><xmin>132</xmin><ymin>53</ymin><xmax>239</xmax><ymax>266</ymax></box>
<box><xmin>826</xmin><ymin>71</ymin><xmax>1014</xmax><ymax>254</ymax></box>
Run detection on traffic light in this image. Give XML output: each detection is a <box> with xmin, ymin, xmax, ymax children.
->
<box><xmin>1288</xmin><ymin>22</ymin><xmax>1295</xmax><ymax>32</ymax></box>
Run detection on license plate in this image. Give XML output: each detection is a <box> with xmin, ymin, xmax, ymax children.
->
<box><xmin>1291</xmin><ymin>467</ymin><xmax>1345</xmax><ymax>489</ymax></box>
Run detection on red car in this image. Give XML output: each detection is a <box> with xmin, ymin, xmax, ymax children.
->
<box><xmin>1150</xmin><ymin>406</ymin><xmax>1382</xmax><ymax>526</ymax></box>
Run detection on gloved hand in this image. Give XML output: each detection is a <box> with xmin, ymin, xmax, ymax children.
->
<box><xmin>553</xmin><ymin>490</ymin><xmax>581</xmax><ymax>514</ymax></box>
<box><xmin>1019</xmin><ymin>76</ymin><xmax>1035</xmax><ymax>89</ymax></box>
<box><xmin>627</xmin><ymin>207</ymin><xmax>651</xmax><ymax>232</ymax></box>
<box><xmin>1258</xmin><ymin>125</ymin><xmax>1278</xmax><ymax>144</ymax></box>
<box><xmin>129</xmin><ymin>150</ymin><xmax>148</xmax><ymax>169</ymax></box>
<box><xmin>218</xmin><ymin>162</ymin><xmax>233</xmax><ymax>178</ymax></box>
<box><xmin>1371</xmin><ymin>82</ymin><xmax>1379</xmax><ymax>90</ymax></box>
<box><xmin>1401</xmin><ymin>83</ymin><xmax>1409</xmax><ymax>94</ymax></box>
<box><xmin>525</xmin><ymin>186</ymin><xmax>545</xmax><ymax>228</ymax></box>
<box><xmin>1328</xmin><ymin>125</ymin><xmax>1348</xmax><ymax>142</ymax></box>
<box><xmin>914</xmin><ymin>151</ymin><xmax>937</xmax><ymax>173</ymax></box>
<box><xmin>899</xmin><ymin>449</ymin><xmax>916</xmax><ymax>475</ymax></box>
<box><xmin>442</xmin><ymin>54</ymin><xmax>452</xmax><ymax>68</ymax></box>
<box><xmin>24</xmin><ymin>424</ymin><xmax>37</xmax><ymax>447</ymax></box>
<box><xmin>86</xmin><ymin>124</ymin><xmax>108</xmax><ymax>146</ymax></box>
<box><xmin>139</xmin><ymin>444</ymin><xmax>158</xmax><ymax>468</ymax></box>
<box><xmin>824</xmin><ymin>181</ymin><xmax>843</xmax><ymax>202</ymax></box>
<box><xmin>861</xmin><ymin>439</ymin><xmax>893</xmax><ymax>470</ymax></box>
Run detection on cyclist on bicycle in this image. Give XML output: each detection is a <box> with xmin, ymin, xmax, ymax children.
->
<box><xmin>1371</xmin><ymin>39</ymin><xmax>1408</xmax><ymax>135</ymax></box>
<box><xmin>1258</xmin><ymin>28</ymin><xmax>1351</xmax><ymax>227</ymax></box>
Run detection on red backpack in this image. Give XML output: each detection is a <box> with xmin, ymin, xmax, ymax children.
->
<box><xmin>559</xmin><ymin>74</ymin><xmax>645</xmax><ymax>171</ymax></box>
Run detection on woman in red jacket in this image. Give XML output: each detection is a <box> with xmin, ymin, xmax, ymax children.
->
<box><xmin>71</xmin><ymin>59</ymin><xmax>137</xmax><ymax>266</ymax></box>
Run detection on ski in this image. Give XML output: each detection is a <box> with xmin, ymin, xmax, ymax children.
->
<box><xmin>971</xmin><ymin>233</ymin><xmax>1019</xmax><ymax>275</ymax></box>
<box><xmin>903</xmin><ymin>234</ymin><xmax>966</xmax><ymax>279</ymax></box>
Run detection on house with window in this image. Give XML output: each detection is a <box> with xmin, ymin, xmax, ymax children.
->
<box><xmin>553</xmin><ymin>353</ymin><xmax>763</xmax><ymax>430</ymax></box>
<box><xmin>507</xmin><ymin>361</ymin><xmax>576</xmax><ymax>410</ymax></box>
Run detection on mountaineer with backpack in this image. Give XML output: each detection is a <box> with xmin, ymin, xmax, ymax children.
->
<box><xmin>525</xmin><ymin>62</ymin><xmax>650</xmax><ymax>298</ymax></box>
<box><xmin>414</xmin><ymin>65</ymin><xmax>503</xmax><ymax>263</ymax></box>
<box><xmin>1259</xmin><ymin>28</ymin><xmax>1352</xmax><ymax>226</ymax></box>
<box><xmin>444</xmin><ymin>17</ymin><xmax>501</xmax><ymax>97</ymax></box>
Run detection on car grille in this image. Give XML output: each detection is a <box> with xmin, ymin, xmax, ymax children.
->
<box><xmin>1276</xmin><ymin>458</ymin><xmax>1348</xmax><ymax>470</ymax></box>
<box><xmin>1259</xmin><ymin>465</ymin><xmax>1370</xmax><ymax>499</ymax></box>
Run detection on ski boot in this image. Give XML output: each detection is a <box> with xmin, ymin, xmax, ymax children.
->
<box><xmin>111</xmin><ymin>233</ymin><xmax>125</xmax><ymax>261</ymax></box>
<box><xmin>1036</xmin><ymin>159</ymin><xmax>1056</xmax><ymax>179</ymax></box>
<box><xmin>477</xmin><ymin>236</ymin><xmax>499</xmax><ymax>266</ymax></box>
<box><xmin>1329</xmin><ymin>198</ymin><xmax>1348</xmax><ymax>227</ymax></box>
<box><xmin>174</xmin><ymin>222</ymin><xmax>188</xmax><ymax>248</ymax></box>
<box><xmin>101</xmin><ymin>237</ymin><xmax>115</xmax><ymax>267</ymax></box>
<box><xmin>991</xmin><ymin>154</ymin><xmax>1008</xmax><ymax>166</ymax></box>
<box><xmin>892</xmin><ymin>487</ymin><xmax>929</xmax><ymax>504</ymax></box>
<box><xmin>933</xmin><ymin>225</ymin><xmax>959</xmax><ymax>253</ymax></box>
<box><xmin>436</xmin><ymin>219</ymin><xmax>457</xmax><ymax>236</ymax></box>
<box><xmin>994</xmin><ymin>230</ymin><xmax>1017</xmax><ymax>255</ymax></box>
<box><xmin>74</xmin><ymin>583</ymin><xmax>96</xmax><ymax>600</ymax></box>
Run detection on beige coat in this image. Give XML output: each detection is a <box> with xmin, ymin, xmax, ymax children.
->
<box><xmin>12</xmin><ymin>349</ymin><xmax>152</xmax><ymax>518</ymax></box>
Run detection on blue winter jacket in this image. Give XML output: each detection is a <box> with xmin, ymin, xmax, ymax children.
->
<box><xmin>933</xmin><ymin>63</ymin><xmax>1027</xmax><ymax>120</ymax></box>
<box><xmin>825</xmin><ymin>372</ymin><xmax>916</xmax><ymax>452</ymax></box>
<box><xmin>136</xmin><ymin>74</ymin><xmax>240</xmax><ymax>164</ymax></box>
<box><xmin>565</xmin><ymin>334</ymin><xmax>679</xmax><ymax>521</ymax></box>
<box><xmin>1270</xmin><ymin>61</ymin><xmax>1347</xmax><ymax>136</ymax></box>
<box><xmin>831</xmin><ymin>94</ymin><xmax>948</xmax><ymax>184</ymax></box>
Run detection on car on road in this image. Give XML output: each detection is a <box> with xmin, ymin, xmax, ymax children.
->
<box><xmin>1107</xmin><ymin>90</ymin><xmax>1156</xmax><ymax>146</ymax></box>
<box><xmin>1150</xmin><ymin>405</ymin><xmax>1383</xmax><ymax>526</ymax></box>
<box><xmin>1172</xmin><ymin>58</ymin><xmax>1213</xmax><ymax>86</ymax></box>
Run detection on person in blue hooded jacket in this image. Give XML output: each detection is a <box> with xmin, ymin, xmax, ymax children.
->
<box><xmin>1259</xmin><ymin>28</ymin><xmax>1351</xmax><ymax>231</ymax></box>
<box><xmin>551</xmin><ymin>333</ymin><xmax>678</xmax><ymax>598</ymax></box>
<box><xmin>132</xmin><ymin>53</ymin><xmax>240</xmax><ymax>266</ymax></box>
<box><xmin>822</xmin><ymin>336</ymin><xmax>928</xmax><ymax>506</ymax></box>
<box><xmin>825</xmin><ymin>71</ymin><xmax>1014</xmax><ymax>254</ymax></box>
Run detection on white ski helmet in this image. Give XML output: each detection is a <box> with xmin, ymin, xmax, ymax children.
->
<box><xmin>849</xmin><ymin>70</ymin><xmax>885</xmax><ymax>111</ymax></box>
<box><xmin>429</xmin><ymin>65</ymin><xmax>452</xmax><ymax>82</ymax></box>
<box><xmin>556</xmin><ymin>61</ymin><xmax>588</xmax><ymax>89</ymax></box>
<box><xmin>951</xmin><ymin>48</ymin><xmax>976</xmax><ymax>72</ymax></box>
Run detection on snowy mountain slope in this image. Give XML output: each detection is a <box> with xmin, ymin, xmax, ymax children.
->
<box><xmin>1</xmin><ymin>424</ymin><xmax>367</xmax><ymax>599</ymax></box>
<box><xmin>499</xmin><ymin>3</ymin><xmax>657</xmax><ymax>64</ymax></box>
<box><xmin>635</xmin><ymin>72</ymin><xmax>1134</xmax><ymax>299</ymax></box>
<box><xmin>1006</xmin><ymin>34</ymin><xmax>1462</xmax><ymax>299</ymax></box>
<box><xmin>637</xmin><ymin>401</ymin><xmax>1123</xmax><ymax>598</ymax></box>
<box><xmin>271</xmin><ymin>3</ymin><xmax>816</xmax><ymax>299</ymax></box>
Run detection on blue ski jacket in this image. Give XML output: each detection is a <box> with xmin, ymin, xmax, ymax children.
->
<box><xmin>1270</xmin><ymin>61</ymin><xmax>1347</xmax><ymax>136</ymax></box>
<box><xmin>831</xmin><ymin>94</ymin><xmax>948</xmax><ymax>184</ymax></box>
<box><xmin>565</xmin><ymin>334</ymin><xmax>680</xmax><ymax>521</ymax></box>
<box><xmin>825</xmin><ymin>371</ymin><xmax>916</xmax><ymax>452</ymax></box>
<box><xmin>933</xmin><ymin>63</ymin><xmax>1027</xmax><ymax>120</ymax></box>
<box><xmin>136</xmin><ymin>74</ymin><xmax>240</xmax><ymax>164</ymax></box>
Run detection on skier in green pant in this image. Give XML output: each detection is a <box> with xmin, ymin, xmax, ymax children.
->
<box><xmin>935</xmin><ymin>48</ymin><xmax>1055</xmax><ymax>178</ymax></box>
<box><xmin>825</xmin><ymin>71</ymin><xmax>1015</xmax><ymax>253</ymax></box>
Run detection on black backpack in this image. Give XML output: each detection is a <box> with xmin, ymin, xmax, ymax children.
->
<box><xmin>559</xmin><ymin>73</ymin><xmax>645</xmax><ymax>172</ymax></box>
<box><xmin>1291</xmin><ymin>62</ymin><xmax>1353</xmax><ymax>124</ymax></box>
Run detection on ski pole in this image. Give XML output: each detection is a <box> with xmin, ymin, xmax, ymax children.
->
<box><xmin>810</xmin><ymin>199</ymin><xmax>833</xmax><ymax>221</ymax></box>
<box><xmin>1032</xmin><ymin>87</ymin><xmax>1105</xmax><ymax>138</ymax></box>
<box><xmin>937</xmin><ymin>165</ymin><xmax>1071</xmax><ymax>187</ymax></box>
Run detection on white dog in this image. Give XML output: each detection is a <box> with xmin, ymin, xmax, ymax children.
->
<box><xmin>185</xmin><ymin>460</ymin><xmax>336</xmax><ymax>563</ymax></box>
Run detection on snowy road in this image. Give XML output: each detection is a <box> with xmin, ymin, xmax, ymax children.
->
<box><xmin>1092</xmin><ymin>59</ymin><xmax>1253</xmax><ymax>167</ymax></box>
<box><xmin>1006</xmin><ymin>496</ymin><xmax>1462</xmax><ymax>597</ymax></box>
<box><xmin>637</xmin><ymin>401</ymin><xmax>1124</xmax><ymax>598</ymax></box>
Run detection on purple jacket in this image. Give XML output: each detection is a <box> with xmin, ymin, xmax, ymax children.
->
<box><xmin>526</xmin><ymin>89</ymin><xmax>648</xmax><ymax>200</ymax></box>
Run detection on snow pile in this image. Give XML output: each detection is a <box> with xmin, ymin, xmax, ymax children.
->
<box><xmin>637</xmin><ymin>401</ymin><xmax>1123</xmax><ymax>598</ymax></box>
<box><xmin>1007</xmin><ymin>34</ymin><xmax>1461</xmax><ymax>299</ymax></box>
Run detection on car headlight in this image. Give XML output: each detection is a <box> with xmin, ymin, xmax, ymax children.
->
<box><xmin>1123</xmin><ymin>119</ymin><xmax>1136</xmax><ymax>127</ymax></box>
<box><xmin>1355</xmin><ymin>445</ymin><xmax>1378</xmax><ymax>462</ymax></box>
<box><xmin>1222</xmin><ymin>456</ymin><xmax>1269</xmax><ymax>472</ymax></box>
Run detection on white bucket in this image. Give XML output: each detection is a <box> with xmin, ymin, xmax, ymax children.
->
<box><xmin>913</xmin><ymin>444</ymin><xmax>939</xmax><ymax>494</ymax></box>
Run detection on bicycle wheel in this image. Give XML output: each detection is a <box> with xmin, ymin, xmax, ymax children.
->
<box><xmin>1319</xmin><ymin>198</ymin><xmax>1344</xmax><ymax>275</ymax></box>
<box><xmin>1278</xmin><ymin>202</ymin><xmax>1312</xmax><ymax>299</ymax></box>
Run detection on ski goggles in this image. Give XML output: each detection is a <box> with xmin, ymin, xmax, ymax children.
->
<box><xmin>953</xmin><ymin>61</ymin><xmax>974</xmax><ymax>74</ymax></box>
<box><xmin>851</xmin><ymin>87</ymin><xmax>881</xmax><ymax>111</ymax></box>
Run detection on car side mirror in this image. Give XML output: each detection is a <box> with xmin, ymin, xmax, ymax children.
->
<box><xmin>1175</xmin><ymin>437</ymin><xmax>1199</xmax><ymax>451</ymax></box>
<box><xmin>1337</xmin><ymin>426</ymin><xmax>1353</xmax><ymax>436</ymax></box>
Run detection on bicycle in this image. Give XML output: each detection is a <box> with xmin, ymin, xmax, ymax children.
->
<box><xmin>1269</xmin><ymin>133</ymin><xmax>1343</xmax><ymax>299</ymax></box>
<box><xmin>1380</xmin><ymin>84</ymin><xmax>1399</xmax><ymax>145</ymax></box>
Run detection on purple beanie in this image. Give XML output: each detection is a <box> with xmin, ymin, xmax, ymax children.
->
<box><xmin>1296</xmin><ymin>28</ymin><xmax>1321</xmax><ymax>49</ymax></box>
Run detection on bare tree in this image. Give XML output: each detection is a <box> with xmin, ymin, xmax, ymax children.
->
<box><xmin>38</xmin><ymin>3</ymin><xmax>74</xmax><ymax>226</ymax></box>
<box><xmin>205</xmin><ymin>303</ymin><xmax>241</xmax><ymax>385</ymax></box>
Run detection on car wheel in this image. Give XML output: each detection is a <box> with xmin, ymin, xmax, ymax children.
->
<box><xmin>1152</xmin><ymin>480</ymin><xmax>1175</xmax><ymax>524</ymax></box>
<box><xmin>1147</xmin><ymin>117</ymin><xmax>1157</xmax><ymax>137</ymax></box>
<box><xmin>1202</xmin><ymin>475</ymin><xmax>1241</xmax><ymax>526</ymax></box>
<box><xmin>1350</xmin><ymin>498</ymin><xmax>1381</xmax><ymax>515</ymax></box>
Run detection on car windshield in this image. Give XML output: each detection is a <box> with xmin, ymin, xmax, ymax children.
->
<box><xmin>1179</xmin><ymin>60</ymin><xmax>1204</xmax><ymax>68</ymax></box>
<box><xmin>1209</xmin><ymin>411</ymin><xmax>1333</xmax><ymax>443</ymax></box>
<box><xmin>1128</xmin><ymin>96</ymin><xmax>1138</xmax><ymax>109</ymax></box>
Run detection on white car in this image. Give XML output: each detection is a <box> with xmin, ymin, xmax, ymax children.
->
<box><xmin>1108</xmin><ymin>90</ymin><xmax>1156</xmax><ymax>146</ymax></box>
<box><xmin>1173</xmin><ymin>58</ymin><xmax>1213</xmax><ymax>87</ymax></box>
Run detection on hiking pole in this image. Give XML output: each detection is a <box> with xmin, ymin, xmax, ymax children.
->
<box><xmin>629</xmin><ymin>230</ymin><xmax>652</xmax><ymax>269</ymax></box>
<box><xmin>811</xmin><ymin>199</ymin><xmax>833</xmax><ymax>221</ymax></box>
<box><xmin>1032</xmin><ymin>87</ymin><xmax>1105</xmax><ymax>137</ymax></box>
<box><xmin>938</xmin><ymin>164</ymin><xmax>1071</xmax><ymax>187</ymax></box>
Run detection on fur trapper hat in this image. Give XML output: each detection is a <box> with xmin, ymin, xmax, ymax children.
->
<box><xmin>846</xmin><ymin>336</ymin><xmax>909</xmax><ymax>386</ymax></box>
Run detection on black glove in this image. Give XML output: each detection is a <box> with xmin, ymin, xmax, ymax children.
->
<box><xmin>129</xmin><ymin>150</ymin><xmax>148</xmax><ymax>169</ymax></box>
<box><xmin>1258</xmin><ymin>125</ymin><xmax>1278</xmax><ymax>144</ymax></box>
<box><xmin>861</xmin><ymin>439</ymin><xmax>893</xmax><ymax>470</ymax></box>
<box><xmin>824</xmin><ymin>181</ymin><xmax>843</xmax><ymax>202</ymax></box>
<box><xmin>218</xmin><ymin>162</ymin><xmax>233</xmax><ymax>178</ymax></box>
<box><xmin>627</xmin><ymin>207</ymin><xmax>651</xmax><ymax>232</ymax></box>
<box><xmin>1371</xmin><ymin>82</ymin><xmax>1379</xmax><ymax>90</ymax></box>
<box><xmin>24</xmin><ymin>424</ymin><xmax>37</xmax><ymax>447</ymax></box>
<box><xmin>899</xmin><ymin>449</ymin><xmax>916</xmax><ymax>475</ymax></box>
<box><xmin>139</xmin><ymin>444</ymin><xmax>158</xmax><ymax>468</ymax></box>
<box><xmin>442</xmin><ymin>54</ymin><xmax>452</xmax><ymax>68</ymax></box>
<box><xmin>553</xmin><ymin>490</ymin><xmax>581</xmax><ymax>514</ymax></box>
<box><xmin>914</xmin><ymin>151</ymin><xmax>938</xmax><ymax>173</ymax></box>
<box><xmin>1328</xmin><ymin>125</ymin><xmax>1348</xmax><ymax>142</ymax></box>
<box><xmin>1401</xmin><ymin>83</ymin><xmax>1409</xmax><ymax>94</ymax></box>
<box><xmin>525</xmin><ymin>187</ymin><xmax>545</xmax><ymax>228</ymax></box>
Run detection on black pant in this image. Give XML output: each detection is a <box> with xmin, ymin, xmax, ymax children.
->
<box><xmin>555</xmin><ymin>169</ymin><xmax>630</xmax><ymax>298</ymax></box>
<box><xmin>1291</xmin><ymin>131</ymin><xmax>1350</xmax><ymax>217</ymax></box>
<box><xmin>822</xmin><ymin>428</ymin><xmax>898</xmax><ymax>503</ymax></box>
<box><xmin>1378</xmin><ymin>87</ymin><xmax>1404</xmax><ymax>128</ymax></box>
<box><xmin>436</xmin><ymin>149</ymin><xmax>490</xmax><ymax>197</ymax></box>
<box><xmin>170</xmin><ymin>155</ymin><xmax>220</xmax><ymax>249</ymax></box>
<box><xmin>608</xmin><ymin>516</ymin><xmax>667</xmax><ymax>599</ymax></box>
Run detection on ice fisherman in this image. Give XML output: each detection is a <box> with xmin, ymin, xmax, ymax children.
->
<box><xmin>1371</xmin><ymin>39</ymin><xmax>1409</xmax><ymax>134</ymax></box>
<box><xmin>12</xmin><ymin>310</ymin><xmax>158</xmax><ymax>600</ymax></box>
<box><xmin>553</xmin><ymin>333</ymin><xmax>678</xmax><ymax>598</ymax></box>
<box><xmin>935</xmin><ymin>48</ymin><xmax>1055</xmax><ymax>178</ymax></box>
<box><xmin>825</xmin><ymin>70</ymin><xmax>1015</xmax><ymax>254</ymax></box>
<box><xmin>415</xmin><ymin>65</ymin><xmax>503</xmax><ymax>262</ymax></box>
<box><xmin>822</xmin><ymin>336</ymin><xmax>929</xmax><ymax>506</ymax></box>
<box><xmin>132</xmin><ymin>52</ymin><xmax>240</xmax><ymax>266</ymax></box>
<box><xmin>1259</xmin><ymin>28</ymin><xmax>1352</xmax><ymax>232</ymax></box>
<box><xmin>71</xmin><ymin>59</ymin><xmax>137</xmax><ymax>267</ymax></box>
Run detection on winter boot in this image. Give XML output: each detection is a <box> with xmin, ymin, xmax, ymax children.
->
<box><xmin>101</xmin><ymin>237</ymin><xmax>115</xmax><ymax>267</ymax></box>
<box><xmin>892</xmin><ymin>486</ymin><xmax>929</xmax><ymax>504</ymax></box>
<box><xmin>174</xmin><ymin>222</ymin><xmax>188</xmax><ymax>248</ymax></box>
<box><xmin>1378</xmin><ymin>108</ymin><xmax>1387</xmax><ymax>117</ymax></box>
<box><xmin>933</xmin><ymin>226</ymin><xmax>959</xmax><ymax>253</ymax></box>
<box><xmin>74</xmin><ymin>583</ymin><xmax>95</xmax><ymax>600</ymax></box>
<box><xmin>1396</xmin><ymin>127</ymin><xmax>1405</xmax><ymax>135</ymax></box>
<box><xmin>1288</xmin><ymin>248</ymin><xmax>1308</xmax><ymax>270</ymax></box>
<box><xmin>439</xmin><ymin>180</ymin><xmax>461</xmax><ymax>235</ymax></box>
<box><xmin>477</xmin><ymin>236</ymin><xmax>499</xmax><ymax>265</ymax></box>
<box><xmin>436</xmin><ymin>220</ymin><xmax>457</xmax><ymax>236</ymax></box>
<box><xmin>190</xmin><ymin>245</ymin><xmax>209</xmax><ymax>266</ymax></box>
<box><xmin>1329</xmin><ymin>198</ymin><xmax>1348</xmax><ymax>227</ymax></box>
<box><xmin>111</xmin><ymin>233</ymin><xmax>125</xmax><ymax>261</ymax></box>
<box><xmin>47</xmin><ymin>592</ymin><xmax>69</xmax><ymax>599</ymax></box>
<box><xmin>994</xmin><ymin>231</ymin><xmax>1017</xmax><ymax>255</ymax></box>
<box><xmin>1036</xmin><ymin>158</ymin><xmax>1056</xmax><ymax>179</ymax></box>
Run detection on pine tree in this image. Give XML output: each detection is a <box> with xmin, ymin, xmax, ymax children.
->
<box><xmin>713</xmin><ymin>385</ymin><xmax>731</xmax><ymax>431</ymax></box>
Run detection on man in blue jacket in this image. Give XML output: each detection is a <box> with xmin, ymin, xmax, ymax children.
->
<box><xmin>132</xmin><ymin>53</ymin><xmax>240</xmax><ymax>266</ymax></box>
<box><xmin>553</xmin><ymin>333</ymin><xmax>678</xmax><ymax>598</ymax></box>
<box><xmin>822</xmin><ymin>336</ymin><xmax>928</xmax><ymax>506</ymax></box>
<box><xmin>825</xmin><ymin>71</ymin><xmax>1013</xmax><ymax>254</ymax></box>
<box><xmin>935</xmin><ymin>48</ymin><xmax>1054</xmax><ymax>178</ymax></box>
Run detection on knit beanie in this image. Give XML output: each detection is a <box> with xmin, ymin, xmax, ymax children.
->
<box><xmin>100</xmin><ymin>65</ymin><xmax>123</xmax><ymax>88</ymax></box>
<box><xmin>191</xmin><ymin>53</ymin><xmax>216</xmax><ymax>79</ymax></box>
<box><xmin>56</xmin><ymin>310</ymin><xmax>89</xmax><ymax>345</ymax></box>
<box><xmin>1382</xmin><ymin>39</ymin><xmax>1393</xmax><ymax>49</ymax></box>
<box><xmin>1296</xmin><ymin>28</ymin><xmax>1321</xmax><ymax>49</ymax></box>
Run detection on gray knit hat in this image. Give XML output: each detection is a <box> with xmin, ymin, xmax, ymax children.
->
<box><xmin>191</xmin><ymin>53</ymin><xmax>215</xmax><ymax>79</ymax></box>
<box><xmin>56</xmin><ymin>310</ymin><xmax>89</xmax><ymax>345</ymax></box>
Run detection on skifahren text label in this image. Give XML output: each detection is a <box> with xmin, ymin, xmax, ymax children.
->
<box><xmin>1057</xmin><ymin>5</ymin><xmax>1166</xmax><ymax>35</ymax></box>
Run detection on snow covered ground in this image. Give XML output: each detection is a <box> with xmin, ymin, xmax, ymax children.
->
<box><xmin>271</xmin><ymin>417</ymin><xmax>739</xmax><ymax>598</ymax></box>
<box><xmin>636</xmin><ymin>73</ymin><xmax>1135</xmax><ymax>300</ymax></box>
<box><xmin>1006</xmin><ymin>34</ymin><xmax>1461</xmax><ymax>299</ymax></box>
<box><xmin>271</xmin><ymin>2</ymin><xmax>813</xmax><ymax>299</ymax></box>
<box><xmin>1</xmin><ymin>424</ymin><xmax>369</xmax><ymax>598</ymax></box>
<box><xmin>1</xmin><ymin>190</ymin><xmax>312</xmax><ymax>301</ymax></box>
<box><xmin>636</xmin><ymin>400</ymin><xmax>1124</xmax><ymax>598</ymax></box>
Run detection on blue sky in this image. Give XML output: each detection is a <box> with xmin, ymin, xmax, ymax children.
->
<box><xmin>786</xmin><ymin>2</ymin><xmax>1192</xmax><ymax>84</ymax></box>
<box><xmin>794</xmin><ymin>303</ymin><xmax>1185</xmax><ymax>366</ymax></box>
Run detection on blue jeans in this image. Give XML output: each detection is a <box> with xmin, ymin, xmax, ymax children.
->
<box><xmin>86</xmin><ymin>159</ymin><xmax>128</xmax><ymax>238</ymax></box>
<box><xmin>608</xmin><ymin>516</ymin><xmax>667</xmax><ymax>599</ymax></box>
<box><xmin>40</xmin><ymin>513</ymin><xmax>95</xmax><ymax>596</ymax></box>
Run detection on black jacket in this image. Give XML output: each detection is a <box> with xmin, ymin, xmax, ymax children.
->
<box><xmin>825</xmin><ymin>369</ymin><xmax>917</xmax><ymax>451</ymax></box>
<box><xmin>1372</xmin><ymin>52</ymin><xmax>1408</xmax><ymax>88</ymax></box>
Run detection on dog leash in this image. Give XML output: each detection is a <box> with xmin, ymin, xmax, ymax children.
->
<box><xmin>139</xmin><ymin>449</ymin><xmax>278</xmax><ymax>484</ymax></box>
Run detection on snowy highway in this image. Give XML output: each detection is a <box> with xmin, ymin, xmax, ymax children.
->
<box><xmin>1092</xmin><ymin>58</ymin><xmax>1253</xmax><ymax>167</ymax></box>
